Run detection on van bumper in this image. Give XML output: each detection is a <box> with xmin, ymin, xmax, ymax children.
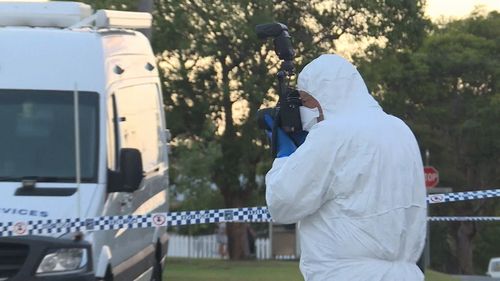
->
<box><xmin>0</xmin><ymin>235</ymin><xmax>94</xmax><ymax>281</ymax></box>
<box><xmin>28</xmin><ymin>272</ymin><xmax>95</xmax><ymax>281</ymax></box>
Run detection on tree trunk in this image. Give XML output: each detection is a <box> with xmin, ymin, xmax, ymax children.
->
<box><xmin>227</xmin><ymin>222</ymin><xmax>250</xmax><ymax>260</ymax></box>
<box><xmin>455</xmin><ymin>165</ymin><xmax>478</xmax><ymax>274</ymax></box>
<box><xmin>456</xmin><ymin>221</ymin><xmax>476</xmax><ymax>274</ymax></box>
<box><xmin>221</xmin><ymin>193</ymin><xmax>251</xmax><ymax>260</ymax></box>
<box><xmin>215</xmin><ymin>65</ymin><xmax>252</xmax><ymax>260</ymax></box>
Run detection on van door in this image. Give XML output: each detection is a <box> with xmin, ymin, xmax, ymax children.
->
<box><xmin>107</xmin><ymin>83</ymin><xmax>168</xmax><ymax>280</ymax></box>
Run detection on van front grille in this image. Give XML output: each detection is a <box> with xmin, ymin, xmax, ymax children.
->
<box><xmin>0</xmin><ymin>242</ymin><xmax>29</xmax><ymax>280</ymax></box>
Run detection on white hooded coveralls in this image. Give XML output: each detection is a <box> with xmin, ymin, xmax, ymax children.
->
<box><xmin>265</xmin><ymin>55</ymin><xmax>427</xmax><ymax>281</ymax></box>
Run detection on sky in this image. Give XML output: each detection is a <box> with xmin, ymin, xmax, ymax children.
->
<box><xmin>426</xmin><ymin>0</ymin><xmax>500</xmax><ymax>19</ymax></box>
<box><xmin>333</xmin><ymin>0</ymin><xmax>500</xmax><ymax>58</ymax></box>
<box><xmin>1</xmin><ymin>0</ymin><xmax>499</xmax><ymax>19</ymax></box>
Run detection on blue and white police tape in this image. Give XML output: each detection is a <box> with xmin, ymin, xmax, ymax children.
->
<box><xmin>1</xmin><ymin>188</ymin><xmax>499</xmax><ymax>237</ymax></box>
<box><xmin>427</xmin><ymin>188</ymin><xmax>500</xmax><ymax>204</ymax></box>
<box><xmin>428</xmin><ymin>217</ymin><xmax>500</xmax><ymax>222</ymax></box>
<box><xmin>0</xmin><ymin>207</ymin><xmax>271</xmax><ymax>237</ymax></box>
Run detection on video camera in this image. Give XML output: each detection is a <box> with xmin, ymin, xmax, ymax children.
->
<box><xmin>255</xmin><ymin>23</ymin><xmax>304</xmax><ymax>157</ymax></box>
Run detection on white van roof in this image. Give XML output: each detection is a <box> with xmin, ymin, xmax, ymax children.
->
<box><xmin>0</xmin><ymin>27</ymin><xmax>157</xmax><ymax>92</ymax></box>
<box><xmin>0</xmin><ymin>1</ymin><xmax>151</xmax><ymax>29</ymax></box>
<box><xmin>0</xmin><ymin>1</ymin><xmax>157</xmax><ymax>93</ymax></box>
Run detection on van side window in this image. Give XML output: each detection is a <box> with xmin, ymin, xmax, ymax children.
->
<box><xmin>114</xmin><ymin>84</ymin><xmax>162</xmax><ymax>172</ymax></box>
<box><xmin>107</xmin><ymin>95</ymin><xmax>119</xmax><ymax>170</ymax></box>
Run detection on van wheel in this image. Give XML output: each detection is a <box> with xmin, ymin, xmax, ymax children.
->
<box><xmin>151</xmin><ymin>261</ymin><xmax>162</xmax><ymax>281</ymax></box>
<box><xmin>102</xmin><ymin>266</ymin><xmax>113</xmax><ymax>281</ymax></box>
<box><xmin>151</xmin><ymin>241</ymin><xmax>163</xmax><ymax>281</ymax></box>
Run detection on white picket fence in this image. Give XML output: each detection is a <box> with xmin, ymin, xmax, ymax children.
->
<box><xmin>167</xmin><ymin>234</ymin><xmax>272</xmax><ymax>260</ymax></box>
<box><xmin>255</xmin><ymin>238</ymin><xmax>272</xmax><ymax>260</ymax></box>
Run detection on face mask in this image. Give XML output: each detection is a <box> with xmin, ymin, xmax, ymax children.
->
<box><xmin>300</xmin><ymin>106</ymin><xmax>320</xmax><ymax>131</ymax></box>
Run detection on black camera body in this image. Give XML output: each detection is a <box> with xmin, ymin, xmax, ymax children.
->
<box><xmin>257</xmin><ymin>89</ymin><xmax>302</xmax><ymax>133</ymax></box>
<box><xmin>255</xmin><ymin>23</ymin><xmax>303</xmax><ymax>156</ymax></box>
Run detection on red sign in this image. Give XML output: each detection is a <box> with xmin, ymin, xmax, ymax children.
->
<box><xmin>424</xmin><ymin>166</ymin><xmax>439</xmax><ymax>188</ymax></box>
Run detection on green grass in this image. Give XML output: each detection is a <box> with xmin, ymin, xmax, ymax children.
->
<box><xmin>164</xmin><ymin>258</ymin><xmax>303</xmax><ymax>281</ymax></box>
<box><xmin>425</xmin><ymin>270</ymin><xmax>460</xmax><ymax>281</ymax></box>
<box><xmin>164</xmin><ymin>258</ymin><xmax>459</xmax><ymax>281</ymax></box>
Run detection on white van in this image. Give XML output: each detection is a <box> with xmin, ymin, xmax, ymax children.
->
<box><xmin>0</xmin><ymin>2</ymin><xmax>169</xmax><ymax>281</ymax></box>
<box><xmin>487</xmin><ymin>257</ymin><xmax>500</xmax><ymax>278</ymax></box>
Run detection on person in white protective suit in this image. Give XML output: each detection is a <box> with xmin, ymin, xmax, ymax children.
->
<box><xmin>265</xmin><ymin>54</ymin><xmax>428</xmax><ymax>281</ymax></box>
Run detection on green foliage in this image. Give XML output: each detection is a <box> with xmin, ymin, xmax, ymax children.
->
<box><xmin>154</xmin><ymin>0</ymin><xmax>428</xmax><ymax>209</ymax></box>
<box><xmin>474</xmin><ymin>223</ymin><xmax>500</xmax><ymax>274</ymax></box>
<box><xmin>358</xmin><ymin>11</ymin><xmax>500</xmax><ymax>190</ymax></box>
<box><xmin>170</xmin><ymin>137</ymin><xmax>223</xmax><ymax>211</ymax></box>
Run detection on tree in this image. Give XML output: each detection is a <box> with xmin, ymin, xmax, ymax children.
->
<box><xmin>136</xmin><ymin>0</ymin><xmax>154</xmax><ymax>39</ymax></box>
<box><xmin>357</xmin><ymin>10</ymin><xmax>500</xmax><ymax>274</ymax></box>
<box><xmin>154</xmin><ymin>0</ymin><xmax>428</xmax><ymax>259</ymax></box>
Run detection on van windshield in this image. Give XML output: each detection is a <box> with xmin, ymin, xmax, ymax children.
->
<box><xmin>0</xmin><ymin>90</ymin><xmax>99</xmax><ymax>183</ymax></box>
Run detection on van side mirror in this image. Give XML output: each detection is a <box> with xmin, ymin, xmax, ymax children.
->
<box><xmin>107</xmin><ymin>148</ymin><xmax>144</xmax><ymax>193</ymax></box>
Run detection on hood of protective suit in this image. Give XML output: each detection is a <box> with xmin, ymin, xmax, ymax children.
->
<box><xmin>266</xmin><ymin>54</ymin><xmax>427</xmax><ymax>281</ymax></box>
<box><xmin>297</xmin><ymin>54</ymin><xmax>380</xmax><ymax>119</ymax></box>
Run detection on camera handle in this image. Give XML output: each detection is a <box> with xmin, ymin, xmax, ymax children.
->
<box><xmin>255</xmin><ymin>23</ymin><xmax>298</xmax><ymax>157</ymax></box>
<box><xmin>271</xmin><ymin>68</ymin><xmax>291</xmax><ymax>157</ymax></box>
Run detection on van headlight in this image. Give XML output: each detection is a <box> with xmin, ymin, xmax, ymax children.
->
<box><xmin>36</xmin><ymin>248</ymin><xmax>88</xmax><ymax>275</ymax></box>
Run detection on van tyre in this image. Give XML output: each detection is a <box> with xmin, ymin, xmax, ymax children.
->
<box><xmin>97</xmin><ymin>266</ymin><xmax>113</xmax><ymax>281</ymax></box>
<box><xmin>151</xmin><ymin>261</ymin><xmax>162</xmax><ymax>281</ymax></box>
<box><xmin>151</xmin><ymin>241</ymin><xmax>163</xmax><ymax>281</ymax></box>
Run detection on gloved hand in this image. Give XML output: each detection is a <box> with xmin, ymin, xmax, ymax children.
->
<box><xmin>263</xmin><ymin>114</ymin><xmax>297</xmax><ymax>158</ymax></box>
